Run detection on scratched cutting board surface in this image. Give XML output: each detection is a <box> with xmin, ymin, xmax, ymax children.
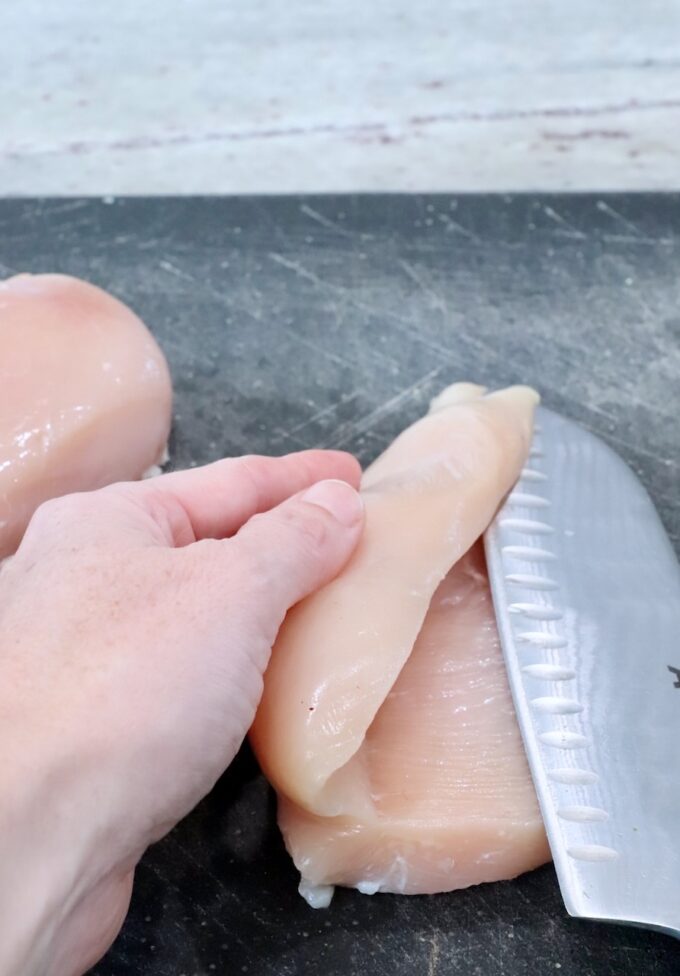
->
<box><xmin>2</xmin><ymin>195</ymin><xmax>679</xmax><ymax>976</ymax></box>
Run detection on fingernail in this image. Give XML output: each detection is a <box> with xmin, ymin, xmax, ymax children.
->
<box><xmin>302</xmin><ymin>479</ymin><xmax>364</xmax><ymax>527</ymax></box>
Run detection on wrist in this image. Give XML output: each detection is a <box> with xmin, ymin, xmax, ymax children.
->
<box><xmin>0</xmin><ymin>719</ymin><xmax>131</xmax><ymax>976</ymax></box>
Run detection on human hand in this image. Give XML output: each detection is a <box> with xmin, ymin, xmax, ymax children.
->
<box><xmin>0</xmin><ymin>451</ymin><xmax>364</xmax><ymax>976</ymax></box>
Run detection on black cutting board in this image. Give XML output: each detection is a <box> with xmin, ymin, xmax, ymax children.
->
<box><xmin>2</xmin><ymin>195</ymin><xmax>678</xmax><ymax>976</ymax></box>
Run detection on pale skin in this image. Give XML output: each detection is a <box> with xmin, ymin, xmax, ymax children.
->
<box><xmin>0</xmin><ymin>451</ymin><xmax>364</xmax><ymax>976</ymax></box>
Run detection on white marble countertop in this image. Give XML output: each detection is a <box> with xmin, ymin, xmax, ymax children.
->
<box><xmin>3</xmin><ymin>0</ymin><xmax>680</xmax><ymax>195</ymax></box>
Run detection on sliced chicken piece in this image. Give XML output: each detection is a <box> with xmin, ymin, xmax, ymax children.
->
<box><xmin>0</xmin><ymin>274</ymin><xmax>172</xmax><ymax>558</ymax></box>
<box><xmin>278</xmin><ymin>543</ymin><xmax>550</xmax><ymax>902</ymax></box>
<box><xmin>251</xmin><ymin>383</ymin><xmax>549</xmax><ymax>902</ymax></box>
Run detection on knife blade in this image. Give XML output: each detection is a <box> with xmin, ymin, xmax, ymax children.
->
<box><xmin>484</xmin><ymin>406</ymin><xmax>680</xmax><ymax>938</ymax></box>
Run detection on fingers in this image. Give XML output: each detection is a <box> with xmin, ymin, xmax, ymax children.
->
<box><xmin>136</xmin><ymin>450</ymin><xmax>362</xmax><ymax>545</ymax></box>
<box><xmin>18</xmin><ymin>450</ymin><xmax>362</xmax><ymax>554</ymax></box>
<box><xmin>190</xmin><ymin>479</ymin><xmax>364</xmax><ymax>639</ymax></box>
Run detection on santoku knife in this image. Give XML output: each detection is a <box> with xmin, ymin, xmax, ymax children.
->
<box><xmin>484</xmin><ymin>406</ymin><xmax>680</xmax><ymax>938</ymax></box>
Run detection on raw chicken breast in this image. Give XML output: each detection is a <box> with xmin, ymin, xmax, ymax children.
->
<box><xmin>0</xmin><ymin>274</ymin><xmax>172</xmax><ymax>558</ymax></box>
<box><xmin>251</xmin><ymin>383</ymin><xmax>550</xmax><ymax>902</ymax></box>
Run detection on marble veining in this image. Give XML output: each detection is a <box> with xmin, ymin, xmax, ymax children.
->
<box><xmin>2</xmin><ymin>0</ymin><xmax>680</xmax><ymax>194</ymax></box>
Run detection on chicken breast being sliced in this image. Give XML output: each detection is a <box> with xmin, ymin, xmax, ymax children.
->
<box><xmin>251</xmin><ymin>383</ymin><xmax>550</xmax><ymax>904</ymax></box>
<box><xmin>0</xmin><ymin>274</ymin><xmax>172</xmax><ymax>558</ymax></box>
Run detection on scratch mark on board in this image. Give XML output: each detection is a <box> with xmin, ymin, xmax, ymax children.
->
<box><xmin>281</xmin><ymin>326</ymin><xmax>357</xmax><ymax>370</ymax></box>
<box><xmin>28</xmin><ymin>199</ymin><xmax>90</xmax><ymax>219</ymax></box>
<box><xmin>159</xmin><ymin>258</ymin><xmax>198</xmax><ymax>283</ymax></box>
<box><xmin>269</xmin><ymin>252</ymin><xmax>331</xmax><ymax>290</ymax></box>
<box><xmin>542</xmin><ymin>205</ymin><xmax>587</xmax><ymax>239</ymax></box>
<box><xmin>596</xmin><ymin>199</ymin><xmax>641</xmax><ymax>235</ymax></box>
<box><xmin>601</xmin><ymin>233</ymin><xmax>674</xmax><ymax>246</ymax></box>
<box><xmin>323</xmin><ymin>367</ymin><xmax>443</xmax><ymax>449</ymax></box>
<box><xmin>270</xmin><ymin>250</ymin><xmax>458</xmax><ymax>366</ymax></box>
<box><xmin>399</xmin><ymin>259</ymin><xmax>448</xmax><ymax>315</ymax></box>
<box><xmin>427</xmin><ymin>932</ymin><xmax>441</xmax><ymax>976</ymax></box>
<box><xmin>273</xmin><ymin>390</ymin><xmax>361</xmax><ymax>444</ymax></box>
<box><xmin>437</xmin><ymin>213</ymin><xmax>482</xmax><ymax>243</ymax></box>
<box><xmin>582</xmin><ymin>386</ymin><xmax>676</xmax><ymax>422</ymax></box>
<box><xmin>300</xmin><ymin>204</ymin><xmax>356</xmax><ymax>238</ymax></box>
<box><xmin>609</xmin><ymin>436</ymin><xmax>679</xmax><ymax>471</ymax></box>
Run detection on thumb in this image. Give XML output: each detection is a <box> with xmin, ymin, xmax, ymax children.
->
<box><xmin>164</xmin><ymin>479</ymin><xmax>363</xmax><ymax>777</ymax></box>
<box><xmin>226</xmin><ymin>478</ymin><xmax>364</xmax><ymax>636</ymax></box>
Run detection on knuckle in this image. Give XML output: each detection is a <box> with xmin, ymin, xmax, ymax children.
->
<box><xmin>30</xmin><ymin>492</ymin><xmax>82</xmax><ymax>527</ymax></box>
<box><xmin>239</xmin><ymin>504</ymin><xmax>331</xmax><ymax>577</ymax></box>
<box><xmin>233</xmin><ymin>454</ymin><xmax>263</xmax><ymax>481</ymax></box>
<box><xmin>144</xmin><ymin>486</ymin><xmax>188</xmax><ymax>534</ymax></box>
<box><xmin>233</xmin><ymin>453</ymin><xmax>266</xmax><ymax>497</ymax></box>
<box><xmin>290</xmin><ymin>508</ymin><xmax>330</xmax><ymax>557</ymax></box>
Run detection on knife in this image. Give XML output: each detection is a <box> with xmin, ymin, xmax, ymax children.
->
<box><xmin>484</xmin><ymin>406</ymin><xmax>680</xmax><ymax>938</ymax></box>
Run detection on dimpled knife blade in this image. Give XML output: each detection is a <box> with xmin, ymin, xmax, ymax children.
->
<box><xmin>484</xmin><ymin>406</ymin><xmax>680</xmax><ymax>938</ymax></box>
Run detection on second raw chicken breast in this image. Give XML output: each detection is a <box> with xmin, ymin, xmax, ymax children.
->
<box><xmin>0</xmin><ymin>274</ymin><xmax>172</xmax><ymax>558</ymax></box>
<box><xmin>251</xmin><ymin>383</ymin><xmax>550</xmax><ymax>904</ymax></box>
